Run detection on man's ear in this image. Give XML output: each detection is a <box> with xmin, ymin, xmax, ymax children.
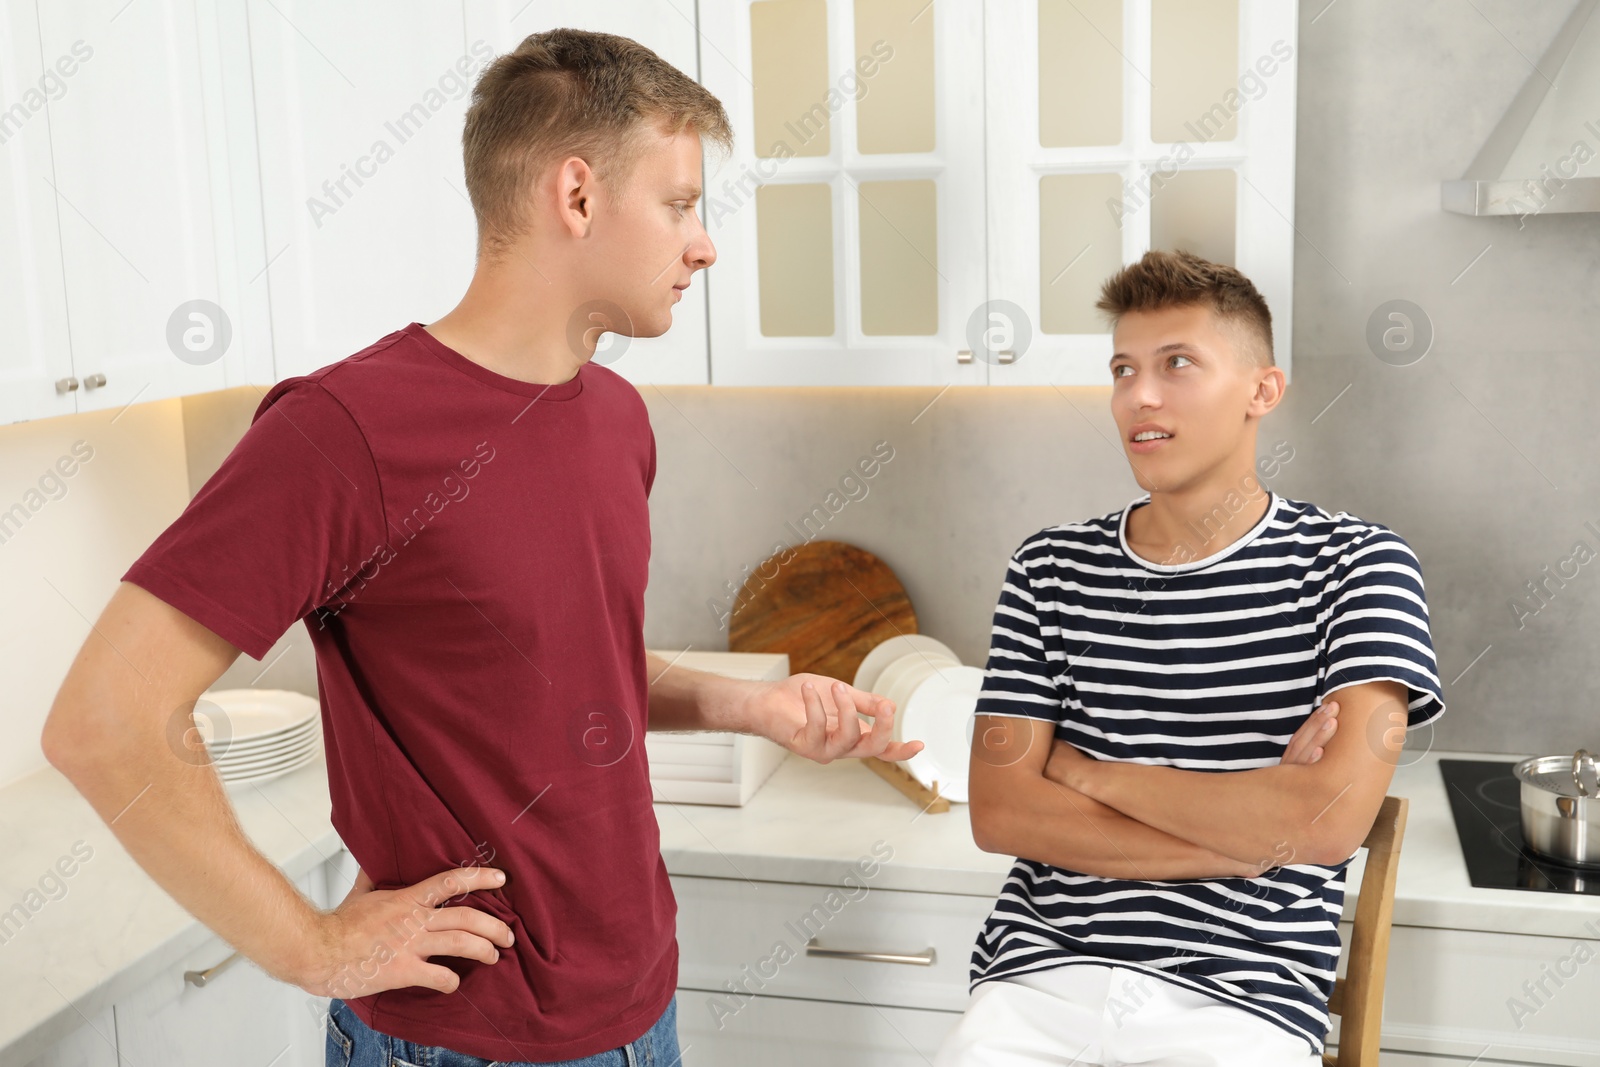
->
<box><xmin>1248</xmin><ymin>365</ymin><xmax>1286</xmax><ymax>418</ymax></box>
<box><xmin>556</xmin><ymin>156</ymin><xmax>595</xmax><ymax>238</ymax></box>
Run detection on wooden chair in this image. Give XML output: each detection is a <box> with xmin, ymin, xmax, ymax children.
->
<box><xmin>1323</xmin><ymin>794</ymin><xmax>1409</xmax><ymax>1067</ymax></box>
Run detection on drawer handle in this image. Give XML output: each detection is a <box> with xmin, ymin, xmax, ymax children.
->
<box><xmin>184</xmin><ymin>950</ymin><xmax>242</xmax><ymax>987</ymax></box>
<box><xmin>804</xmin><ymin>938</ymin><xmax>936</xmax><ymax>967</ymax></box>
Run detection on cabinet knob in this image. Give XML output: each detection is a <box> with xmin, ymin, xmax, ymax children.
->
<box><xmin>83</xmin><ymin>372</ymin><xmax>108</xmax><ymax>390</ymax></box>
<box><xmin>55</xmin><ymin>377</ymin><xmax>79</xmax><ymax>393</ymax></box>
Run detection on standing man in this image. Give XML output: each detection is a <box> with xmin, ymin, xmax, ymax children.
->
<box><xmin>42</xmin><ymin>29</ymin><xmax>919</xmax><ymax>1066</ymax></box>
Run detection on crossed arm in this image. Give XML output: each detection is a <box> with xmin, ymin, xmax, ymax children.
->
<box><xmin>967</xmin><ymin>679</ymin><xmax>1410</xmax><ymax>879</ymax></box>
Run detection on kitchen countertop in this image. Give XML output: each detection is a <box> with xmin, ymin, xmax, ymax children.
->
<box><xmin>653</xmin><ymin>747</ymin><xmax>1600</xmax><ymax>940</ymax></box>
<box><xmin>0</xmin><ymin>756</ymin><xmax>341</xmax><ymax>1065</ymax></box>
<box><xmin>4</xmin><ymin>745</ymin><xmax>1596</xmax><ymax>1062</ymax></box>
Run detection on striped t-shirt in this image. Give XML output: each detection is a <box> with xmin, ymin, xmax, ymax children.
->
<box><xmin>968</xmin><ymin>490</ymin><xmax>1445</xmax><ymax>1054</ymax></box>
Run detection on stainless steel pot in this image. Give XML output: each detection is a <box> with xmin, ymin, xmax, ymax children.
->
<box><xmin>1515</xmin><ymin>749</ymin><xmax>1600</xmax><ymax>870</ymax></box>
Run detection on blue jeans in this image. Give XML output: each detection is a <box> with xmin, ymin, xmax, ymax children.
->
<box><xmin>325</xmin><ymin>994</ymin><xmax>681</xmax><ymax>1067</ymax></box>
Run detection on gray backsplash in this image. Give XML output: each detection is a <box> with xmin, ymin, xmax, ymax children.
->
<box><xmin>214</xmin><ymin>1</ymin><xmax>1598</xmax><ymax>757</ymax></box>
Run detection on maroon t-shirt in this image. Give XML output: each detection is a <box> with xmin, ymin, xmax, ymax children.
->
<box><xmin>122</xmin><ymin>322</ymin><xmax>674</xmax><ymax>1061</ymax></box>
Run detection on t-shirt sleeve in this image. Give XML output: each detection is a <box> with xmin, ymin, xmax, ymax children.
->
<box><xmin>121</xmin><ymin>380</ymin><xmax>388</xmax><ymax>660</ymax></box>
<box><xmin>1317</xmin><ymin>527</ymin><xmax>1445</xmax><ymax>730</ymax></box>
<box><xmin>975</xmin><ymin>533</ymin><xmax>1063</xmax><ymax>722</ymax></box>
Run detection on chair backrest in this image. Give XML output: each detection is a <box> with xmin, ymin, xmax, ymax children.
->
<box><xmin>1323</xmin><ymin>794</ymin><xmax>1409</xmax><ymax>1067</ymax></box>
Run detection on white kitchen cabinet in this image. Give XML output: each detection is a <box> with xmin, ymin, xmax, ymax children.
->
<box><xmin>700</xmin><ymin>0</ymin><xmax>990</xmax><ymax>387</ymax></box>
<box><xmin>671</xmin><ymin>872</ymin><xmax>988</xmax><ymax>1060</ymax></box>
<box><xmin>18</xmin><ymin>1007</ymin><xmax>117</xmax><ymax>1067</ymax></box>
<box><xmin>700</xmin><ymin>0</ymin><xmax>1297</xmax><ymax>387</ymax></box>
<box><xmin>1358</xmin><ymin>923</ymin><xmax>1600</xmax><ymax>1066</ymax></box>
<box><xmin>672</xmin><ymin>872</ymin><xmax>992</xmax><ymax>1012</ymax></box>
<box><xmin>672</xmin><ymin>872</ymin><xmax>1600</xmax><ymax>1065</ymax></box>
<box><xmin>18</xmin><ymin>850</ymin><xmax>351</xmax><ymax>1067</ymax></box>
<box><xmin>677</xmin><ymin>988</ymin><xmax>959</xmax><ymax>1065</ymax></box>
<box><xmin>111</xmin><ymin>931</ymin><xmax>323</xmax><ymax>1067</ymax></box>
<box><xmin>108</xmin><ymin>858</ymin><xmax>336</xmax><ymax>1067</ymax></box>
<box><xmin>0</xmin><ymin>0</ymin><xmax>79</xmax><ymax>426</ymax></box>
<box><xmin>984</xmin><ymin>0</ymin><xmax>1298</xmax><ymax>386</ymax></box>
<box><xmin>36</xmin><ymin>0</ymin><xmax>259</xmax><ymax>415</ymax></box>
<box><xmin>246</xmin><ymin>3</ymin><xmax>484</xmax><ymax>383</ymax></box>
<box><xmin>250</xmin><ymin>0</ymin><xmax>707</xmax><ymax>387</ymax></box>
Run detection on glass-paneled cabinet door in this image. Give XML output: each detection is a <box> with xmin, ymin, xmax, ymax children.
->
<box><xmin>985</xmin><ymin>0</ymin><xmax>1297</xmax><ymax>386</ymax></box>
<box><xmin>701</xmin><ymin>0</ymin><xmax>988</xmax><ymax>386</ymax></box>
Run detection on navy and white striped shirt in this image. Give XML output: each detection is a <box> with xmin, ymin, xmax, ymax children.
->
<box><xmin>969</xmin><ymin>490</ymin><xmax>1445</xmax><ymax>1054</ymax></box>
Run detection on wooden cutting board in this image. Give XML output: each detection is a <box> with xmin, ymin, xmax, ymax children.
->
<box><xmin>727</xmin><ymin>540</ymin><xmax>918</xmax><ymax>687</ymax></box>
<box><xmin>728</xmin><ymin>540</ymin><xmax>947</xmax><ymax>812</ymax></box>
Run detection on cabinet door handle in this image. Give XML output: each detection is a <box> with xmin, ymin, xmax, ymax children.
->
<box><xmin>956</xmin><ymin>349</ymin><xmax>973</xmax><ymax>364</ymax></box>
<box><xmin>804</xmin><ymin>937</ymin><xmax>936</xmax><ymax>966</ymax></box>
<box><xmin>184</xmin><ymin>949</ymin><xmax>242</xmax><ymax>987</ymax></box>
<box><xmin>996</xmin><ymin>350</ymin><xmax>1016</xmax><ymax>364</ymax></box>
<box><xmin>55</xmin><ymin>377</ymin><xmax>79</xmax><ymax>393</ymax></box>
<box><xmin>83</xmin><ymin>372</ymin><xmax>108</xmax><ymax>389</ymax></box>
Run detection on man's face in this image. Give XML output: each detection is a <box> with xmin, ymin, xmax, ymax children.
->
<box><xmin>581</xmin><ymin>126</ymin><xmax>716</xmax><ymax>340</ymax></box>
<box><xmin>1108</xmin><ymin>302</ymin><xmax>1266</xmax><ymax>494</ymax></box>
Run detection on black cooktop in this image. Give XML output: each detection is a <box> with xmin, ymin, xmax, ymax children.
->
<box><xmin>1439</xmin><ymin>759</ymin><xmax>1600</xmax><ymax>896</ymax></box>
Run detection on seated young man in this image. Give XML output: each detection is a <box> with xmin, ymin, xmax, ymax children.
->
<box><xmin>939</xmin><ymin>249</ymin><xmax>1445</xmax><ymax>1066</ymax></box>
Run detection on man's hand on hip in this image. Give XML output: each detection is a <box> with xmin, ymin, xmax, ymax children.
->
<box><xmin>294</xmin><ymin>865</ymin><xmax>517</xmax><ymax>999</ymax></box>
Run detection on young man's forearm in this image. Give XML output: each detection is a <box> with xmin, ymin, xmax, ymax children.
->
<box><xmin>643</xmin><ymin>651</ymin><xmax>763</xmax><ymax>733</ymax></box>
<box><xmin>972</xmin><ymin>771</ymin><xmax>1253</xmax><ymax>881</ymax></box>
<box><xmin>1061</xmin><ymin>682</ymin><xmax>1404</xmax><ymax>867</ymax></box>
<box><xmin>1070</xmin><ymin>761</ymin><xmax>1345</xmax><ymax>867</ymax></box>
<box><xmin>45</xmin><ymin>690</ymin><xmax>325</xmax><ymax>985</ymax></box>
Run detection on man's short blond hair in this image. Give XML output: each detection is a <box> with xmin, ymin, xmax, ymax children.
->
<box><xmin>463</xmin><ymin>28</ymin><xmax>734</xmax><ymax>261</ymax></box>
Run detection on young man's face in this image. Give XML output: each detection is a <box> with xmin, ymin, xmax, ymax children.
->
<box><xmin>582</xmin><ymin>125</ymin><xmax>716</xmax><ymax>339</ymax></box>
<box><xmin>1108</xmin><ymin>302</ymin><xmax>1271</xmax><ymax>495</ymax></box>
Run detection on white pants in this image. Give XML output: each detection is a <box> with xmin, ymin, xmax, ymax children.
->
<box><xmin>934</xmin><ymin>963</ymin><xmax>1322</xmax><ymax>1067</ymax></box>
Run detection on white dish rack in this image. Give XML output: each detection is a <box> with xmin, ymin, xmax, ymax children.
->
<box><xmin>645</xmin><ymin>650</ymin><xmax>791</xmax><ymax>806</ymax></box>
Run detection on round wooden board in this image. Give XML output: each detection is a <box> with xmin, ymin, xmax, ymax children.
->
<box><xmin>727</xmin><ymin>540</ymin><xmax>917</xmax><ymax>685</ymax></box>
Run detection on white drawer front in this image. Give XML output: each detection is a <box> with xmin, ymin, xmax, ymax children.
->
<box><xmin>1373</xmin><ymin>925</ymin><xmax>1600</xmax><ymax>1066</ymax></box>
<box><xmin>676</xmin><ymin>988</ymin><xmax>959</xmax><ymax>1066</ymax></box>
<box><xmin>672</xmin><ymin>873</ymin><xmax>994</xmax><ymax>1013</ymax></box>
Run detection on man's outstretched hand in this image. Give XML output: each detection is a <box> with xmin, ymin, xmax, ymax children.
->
<box><xmin>746</xmin><ymin>673</ymin><xmax>925</xmax><ymax>764</ymax></box>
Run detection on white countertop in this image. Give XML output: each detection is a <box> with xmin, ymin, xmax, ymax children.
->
<box><xmin>4</xmin><ymin>745</ymin><xmax>1595</xmax><ymax>1062</ymax></box>
<box><xmin>0</xmin><ymin>756</ymin><xmax>341</xmax><ymax>1065</ymax></box>
<box><xmin>653</xmin><ymin>747</ymin><xmax>1600</xmax><ymax>940</ymax></box>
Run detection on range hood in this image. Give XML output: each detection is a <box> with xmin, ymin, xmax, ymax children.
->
<box><xmin>1442</xmin><ymin>0</ymin><xmax>1600</xmax><ymax>216</ymax></box>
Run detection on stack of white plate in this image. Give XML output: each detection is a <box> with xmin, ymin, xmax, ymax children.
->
<box><xmin>853</xmin><ymin>636</ymin><xmax>985</xmax><ymax>803</ymax></box>
<box><xmin>194</xmin><ymin>689</ymin><xmax>322</xmax><ymax>788</ymax></box>
<box><xmin>644</xmin><ymin>651</ymin><xmax>792</xmax><ymax>806</ymax></box>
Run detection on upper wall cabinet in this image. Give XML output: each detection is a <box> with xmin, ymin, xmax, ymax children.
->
<box><xmin>0</xmin><ymin>0</ymin><xmax>1299</xmax><ymax>426</ymax></box>
<box><xmin>247</xmin><ymin>4</ymin><xmax>487</xmax><ymax>383</ymax></box>
<box><xmin>252</xmin><ymin>0</ymin><xmax>707</xmax><ymax>386</ymax></box>
<box><xmin>701</xmin><ymin>0</ymin><xmax>1298</xmax><ymax>386</ymax></box>
<box><xmin>0</xmin><ymin>0</ymin><xmax>74</xmax><ymax>425</ymax></box>
<box><xmin>985</xmin><ymin>0</ymin><xmax>1298</xmax><ymax>386</ymax></box>
<box><xmin>700</xmin><ymin>0</ymin><xmax>989</xmax><ymax>387</ymax></box>
<box><xmin>0</xmin><ymin>0</ymin><xmax>264</xmax><ymax>427</ymax></box>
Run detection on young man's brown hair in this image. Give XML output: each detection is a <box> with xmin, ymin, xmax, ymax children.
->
<box><xmin>1096</xmin><ymin>248</ymin><xmax>1275</xmax><ymax>367</ymax></box>
<box><xmin>462</xmin><ymin>28</ymin><xmax>734</xmax><ymax>261</ymax></box>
